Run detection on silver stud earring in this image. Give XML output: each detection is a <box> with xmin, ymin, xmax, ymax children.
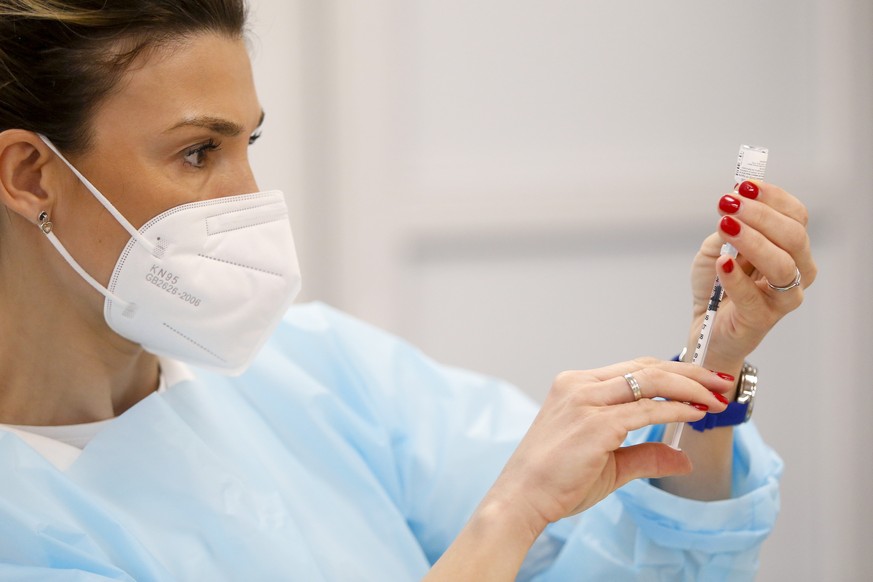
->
<box><xmin>37</xmin><ymin>211</ymin><xmax>53</xmax><ymax>234</ymax></box>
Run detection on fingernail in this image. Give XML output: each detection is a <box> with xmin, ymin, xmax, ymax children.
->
<box><xmin>738</xmin><ymin>181</ymin><xmax>759</xmax><ymax>199</ymax></box>
<box><xmin>719</xmin><ymin>194</ymin><xmax>741</xmax><ymax>214</ymax></box>
<box><xmin>689</xmin><ymin>402</ymin><xmax>709</xmax><ymax>411</ymax></box>
<box><xmin>720</xmin><ymin>215</ymin><xmax>741</xmax><ymax>236</ymax></box>
<box><xmin>710</xmin><ymin>371</ymin><xmax>735</xmax><ymax>382</ymax></box>
<box><xmin>710</xmin><ymin>390</ymin><xmax>730</xmax><ymax>405</ymax></box>
<box><xmin>722</xmin><ymin>258</ymin><xmax>735</xmax><ymax>273</ymax></box>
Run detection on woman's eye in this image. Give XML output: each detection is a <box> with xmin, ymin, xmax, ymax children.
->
<box><xmin>248</xmin><ymin>130</ymin><xmax>262</xmax><ymax>146</ymax></box>
<box><xmin>183</xmin><ymin>140</ymin><xmax>221</xmax><ymax>168</ymax></box>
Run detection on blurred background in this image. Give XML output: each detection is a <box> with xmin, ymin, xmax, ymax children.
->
<box><xmin>246</xmin><ymin>1</ymin><xmax>872</xmax><ymax>579</ymax></box>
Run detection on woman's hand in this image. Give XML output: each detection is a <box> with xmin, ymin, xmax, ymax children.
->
<box><xmin>688</xmin><ymin>180</ymin><xmax>816</xmax><ymax>373</ymax></box>
<box><xmin>489</xmin><ymin>359</ymin><xmax>731</xmax><ymax>528</ymax></box>
<box><xmin>426</xmin><ymin>359</ymin><xmax>732</xmax><ymax>581</ymax></box>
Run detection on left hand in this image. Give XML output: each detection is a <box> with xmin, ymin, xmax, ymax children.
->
<box><xmin>687</xmin><ymin>180</ymin><xmax>816</xmax><ymax>373</ymax></box>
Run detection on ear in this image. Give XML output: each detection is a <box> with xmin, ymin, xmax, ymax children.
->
<box><xmin>0</xmin><ymin>129</ymin><xmax>64</xmax><ymax>227</ymax></box>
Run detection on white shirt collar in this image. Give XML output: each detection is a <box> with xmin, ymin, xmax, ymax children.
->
<box><xmin>0</xmin><ymin>357</ymin><xmax>195</xmax><ymax>469</ymax></box>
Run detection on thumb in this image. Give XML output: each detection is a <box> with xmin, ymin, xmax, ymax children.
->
<box><xmin>613</xmin><ymin>442</ymin><xmax>693</xmax><ymax>488</ymax></box>
<box><xmin>717</xmin><ymin>255</ymin><xmax>763</xmax><ymax>311</ymax></box>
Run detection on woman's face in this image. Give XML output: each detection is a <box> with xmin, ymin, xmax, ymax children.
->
<box><xmin>53</xmin><ymin>32</ymin><xmax>263</xmax><ymax>293</ymax></box>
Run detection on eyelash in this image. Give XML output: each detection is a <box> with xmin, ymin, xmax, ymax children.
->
<box><xmin>183</xmin><ymin>139</ymin><xmax>222</xmax><ymax>169</ymax></box>
<box><xmin>182</xmin><ymin>131</ymin><xmax>263</xmax><ymax>169</ymax></box>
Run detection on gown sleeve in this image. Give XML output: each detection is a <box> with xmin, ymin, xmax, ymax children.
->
<box><xmin>528</xmin><ymin>423</ymin><xmax>782</xmax><ymax>581</ymax></box>
<box><xmin>276</xmin><ymin>303</ymin><xmax>783</xmax><ymax>581</ymax></box>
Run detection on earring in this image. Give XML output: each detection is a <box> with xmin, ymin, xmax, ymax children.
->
<box><xmin>37</xmin><ymin>211</ymin><xmax>53</xmax><ymax>234</ymax></box>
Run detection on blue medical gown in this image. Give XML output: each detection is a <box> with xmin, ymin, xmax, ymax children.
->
<box><xmin>0</xmin><ymin>303</ymin><xmax>782</xmax><ymax>580</ymax></box>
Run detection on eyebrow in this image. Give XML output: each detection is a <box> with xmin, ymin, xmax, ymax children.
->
<box><xmin>167</xmin><ymin>110</ymin><xmax>265</xmax><ymax>136</ymax></box>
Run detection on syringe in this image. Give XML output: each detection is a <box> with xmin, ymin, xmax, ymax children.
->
<box><xmin>664</xmin><ymin>145</ymin><xmax>769</xmax><ymax>450</ymax></box>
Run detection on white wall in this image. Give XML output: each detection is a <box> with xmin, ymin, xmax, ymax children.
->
<box><xmin>247</xmin><ymin>1</ymin><xmax>873</xmax><ymax>579</ymax></box>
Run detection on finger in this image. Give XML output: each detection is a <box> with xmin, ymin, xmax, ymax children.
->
<box><xmin>718</xmin><ymin>215</ymin><xmax>802</xmax><ymax>295</ymax></box>
<box><xmin>697</xmin><ymin>231</ymin><xmax>724</xmax><ymax>260</ymax></box>
<box><xmin>736</xmin><ymin>180</ymin><xmax>809</xmax><ymax>227</ymax></box>
<box><xmin>574</xmin><ymin>398</ymin><xmax>708</xmax><ymax>457</ymax></box>
<box><xmin>613</xmin><ymin>442</ymin><xmax>693</xmax><ymax>488</ymax></box>
<box><xmin>715</xmin><ymin>254</ymin><xmax>769</xmax><ymax>315</ymax></box>
<box><xmin>595</xmin><ymin>366</ymin><xmax>731</xmax><ymax>409</ymax></box>
<box><xmin>719</xmin><ymin>194</ymin><xmax>809</xmax><ymax>257</ymax></box>
<box><xmin>718</xmin><ymin>194</ymin><xmax>815</xmax><ymax>286</ymax></box>
<box><xmin>611</xmin><ymin>397</ymin><xmax>709</xmax><ymax>433</ymax></box>
<box><xmin>586</xmin><ymin>358</ymin><xmax>734</xmax><ymax>391</ymax></box>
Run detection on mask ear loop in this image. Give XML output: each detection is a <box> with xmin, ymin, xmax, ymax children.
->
<box><xmin>36</xmin><ymin>210</ymin><xmax>132</xmax><ymax>311</ymax></box>
<box><xmin>37</xmin><ymin>134</ymin><xmax>156</xmax><ymax>255</ymax></box>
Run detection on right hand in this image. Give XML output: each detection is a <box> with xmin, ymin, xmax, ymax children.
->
<box><xmin>485</xmin><ymin>357</ymin><xmax>732</xmax><ymax>533</ymax></box>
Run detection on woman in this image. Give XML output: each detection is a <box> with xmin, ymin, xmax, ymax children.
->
<box><xmin>0</xmin><ymin>1</ymin><xmax>815</xmax><ymax>580</ymax></box>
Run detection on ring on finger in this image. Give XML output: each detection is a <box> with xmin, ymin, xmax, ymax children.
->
<box><xmin>767</xmin><ymin>267</ymin><xmax>802</xmax><ymax>292</ymax></box>
<box><xmin>623</xmin><ymin>373</ymin><xmax>643</xmax><ymax>402</ymax></box>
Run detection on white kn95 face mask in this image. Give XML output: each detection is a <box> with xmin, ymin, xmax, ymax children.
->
<box><xmin>37</xmin><ymin>135</ymin><xmax>302</xmax><ymax>375</ymax></box>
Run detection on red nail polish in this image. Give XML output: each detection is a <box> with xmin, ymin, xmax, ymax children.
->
<box><xmin>710</xmin><ymin>390</ymin><xmax>730</xmax><ymax>405</ymax></box>
<box><xmin>711</xmin><ymin>371</ymin><xmax>735</xmax><ymax>382</ymax></box>
<box><xmin>719</xmin><ymin>194</ymin><xmax>741</xmax><ymax>214</ymax></box>
<box><xmin>720</xmin><ymin>216</ymin><xmax>741</xmax><ymax>236</ymax></box>
<box><xmin>690</xmin><ymin>402</ymin><xmax>709</xmax><ymax>411</ymax></box>
<box><xmin>738</xmin><ymin>181</ymin><xmax>759</xmax><ymax>199</ymax></box>
<box><xmin>722</xmin><ymin>258</ymin><xmax>734</xmax><ymax>273</ymax></box>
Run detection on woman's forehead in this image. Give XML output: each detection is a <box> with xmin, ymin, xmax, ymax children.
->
<box><xmin>92</xmin><ymin>33</ymin><xmax>261</xmax><ymax>140</ymax></box>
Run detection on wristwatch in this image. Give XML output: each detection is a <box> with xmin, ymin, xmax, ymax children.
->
<box><xmin>672</xmin><ymin>350</ymin><xmax>758</xmax><ymax>431</ymax></box>
<box><xmin>689</xmin><ymin>361</ymin><xmax>758</xmax><ymax>431</ymax></box>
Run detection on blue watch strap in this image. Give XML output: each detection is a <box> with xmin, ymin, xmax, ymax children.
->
<box><xmin>688</xmin><ymin>401</ymin><xmax>749</xmax><ymax>431</ymax></box>
<box><xmin>671</xmin><ymin>353</ymin><xmax>748</xmax><ymax>431</ymax></box>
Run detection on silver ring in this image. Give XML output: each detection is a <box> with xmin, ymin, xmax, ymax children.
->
<box><xmin>767</xmin><ymin>267</ymin><xmax>802</xmax><ymax>292</ymax></box>
<box><xmin>623</xmin><ymin>373</ymin><xmax>642</xmax><ymax>401</ymax></box>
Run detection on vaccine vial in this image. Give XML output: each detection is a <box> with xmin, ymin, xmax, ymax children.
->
<box><xmin>735</xmin><ymin>145</ymin><xmax>768</xmax><ymax>184</ymax></box>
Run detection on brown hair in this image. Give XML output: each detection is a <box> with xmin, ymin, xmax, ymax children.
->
<box><xmin>0</xmin><ymin>0</ymin><xmax>248</xmax><ymax>153</ymax></box>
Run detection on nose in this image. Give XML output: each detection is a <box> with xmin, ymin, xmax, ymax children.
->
<box><xmin>239</xmin><ymin>165</ymin><xmax>259</xmax><ymax>195</ymax></box>
<box><xmin>227</xmin><ymin>156</ymin><xmax>259</xmax><ymax>197</ymax></box>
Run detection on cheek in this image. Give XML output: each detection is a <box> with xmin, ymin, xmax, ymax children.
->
<box><xmin>87</xmin><ymin>214</ymin><xmax>133</xmax><ymax>287</ymax></box>
<box><xmin>54</xmin><ymin>189</ymin><xmax>133</xmax><ymax>287</ymax></box>
<box><xmin>109</xmin><ymin>172</ymin><xmax>177</xmax><ymax>230</ymax></box>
